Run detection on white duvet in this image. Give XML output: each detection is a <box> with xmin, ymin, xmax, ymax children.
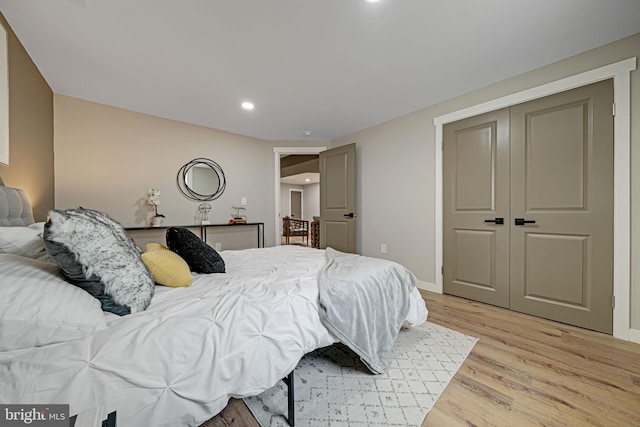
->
<box><xmin>0</xmin><ymin>246</ymin><xmax>427</xmax><ymax>427</ymax></box>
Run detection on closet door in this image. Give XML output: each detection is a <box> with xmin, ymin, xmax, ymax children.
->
<box><xmin>443</xmin><ymin>109</ymin><xmax>510</xmax><ymax>308</ymax></box>
<box><xmin>510</xmin><ymin>80</ymin><xmax>614</xmax><ymax>334</ymax></box>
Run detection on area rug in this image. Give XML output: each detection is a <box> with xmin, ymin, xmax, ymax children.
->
<box><xmin>244</xmin><ymin>322</ymin><xmax>478</xmax><ymax>427</ymax></box>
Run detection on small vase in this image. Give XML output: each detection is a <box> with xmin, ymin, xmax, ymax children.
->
<box><xmin>151</xmin><ymin>216</ymin><xmax>164</xmax><ymax>227</ymax></box>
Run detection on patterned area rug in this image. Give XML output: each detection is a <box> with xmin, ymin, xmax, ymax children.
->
<box><xmin>244</xmin><ymin>322</ymin><xmax>478</xmax><ymax>427</ymax></box>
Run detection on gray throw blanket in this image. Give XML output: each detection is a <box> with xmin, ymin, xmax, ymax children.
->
<box><xmin>318</xmin><ymin>248</ymin><xmax>415</xmax><ymax>374</ymax></box>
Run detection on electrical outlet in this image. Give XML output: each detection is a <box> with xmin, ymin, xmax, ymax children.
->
<box><xmin>241</xmin><ymin>197</ymin><xmax>247</xmax><ymax>206</ymax></box>
<box><xmin>380</xmin><ymin>243</ymin><xmax>387</xmax><ymax>254</ymax></box>
<box><xmin>215</xmin><ymin>243</ymin><xmax>222</xmax><ymax>251</ymax></box>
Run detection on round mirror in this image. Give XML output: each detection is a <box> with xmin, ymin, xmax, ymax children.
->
<box><xmin>177</xmin><ymin>158</ymin><xmax>226</xmax><ymax>201</ymax></box>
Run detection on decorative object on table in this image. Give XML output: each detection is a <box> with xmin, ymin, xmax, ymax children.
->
<box><xmin>177</xmin><ymin>158</ymin><xmax>226</xmax><ymax>201</ymax></box>
<box><xmin>229</xmin><ymin>205</ymin><xmax>247</xmax><ymax>224</ymax></box>
<box><xmin>145</xmin><ymin>188</ymin><xmax>165</xmax><ymax>227</ymax></box>
<box><xmin>196</xmin><ymin>203</ymin><xmax>211</xmax><ymax>225</ymax></box>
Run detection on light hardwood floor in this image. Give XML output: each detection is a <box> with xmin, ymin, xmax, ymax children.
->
<box><xmin>203</xmin><ymin>291</ymin><xmax>640</xmax><ymax>427</ymax></box>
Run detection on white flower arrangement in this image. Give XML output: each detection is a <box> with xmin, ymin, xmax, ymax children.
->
<box><xmin>145</xmin><ymin>188</ymin><xmax>164</xmax><ymax>217</ymax></box>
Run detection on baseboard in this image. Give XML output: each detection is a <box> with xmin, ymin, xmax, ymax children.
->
<box><xmin>415</xmin><ymin>281</ymin><xmax>640</xmax><ymax>344</ymax></box>
<box><xmin>416</xmin><ymin>280</ymin><xmax>440</xmax><ymax>294</ymax></box>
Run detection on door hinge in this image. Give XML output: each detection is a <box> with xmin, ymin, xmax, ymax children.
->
<box><xmin>612</xmin><ymin>102</ymin><xmax>616</xmax><ymax>117</ymax></box>
<box><xmin>612</xmin><ymin>295</ymin><xmax>615</xmax><ymax>308</ymax></box>
<box><xmin>441</xmin><ymin>265</ymin><xmax>444</xmax><ymax>275</ymax></box>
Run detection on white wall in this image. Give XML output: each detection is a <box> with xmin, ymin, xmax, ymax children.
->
<box><xmin>303</xmin><ymin>182</ymin><xmax>320</xmax><ymax>221</ymax></box>
<box><xmin>279</xmin><ymin>184</ymin><xmax>302</xmax><ymax>219</ymax></box>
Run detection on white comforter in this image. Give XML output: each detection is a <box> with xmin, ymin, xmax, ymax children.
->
<box><xmin>0</xmin><ymin>246</ymin><xmax>427</xmax><ymax>426</ymax></box>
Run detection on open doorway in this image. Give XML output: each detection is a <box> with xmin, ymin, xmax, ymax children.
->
<box><xmin>288</xmin><ymin>189</ymin><xmax>303</xmax><ymax>219</ymax></box>
<box><xmin>273</xmin><ymin>147</ymin><xmax>326</xmax><ymax>246</ymax></box>
<box><xmin>280</xmin><ymin>156</ymin><xmax>318</xmax><ymax>245</ymax></box>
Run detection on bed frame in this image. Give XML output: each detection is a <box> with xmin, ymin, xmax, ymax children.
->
<box><xmin>283</xmin><ymin>371</ymin><xmax>295</xmax><ymax>426</ymax></box>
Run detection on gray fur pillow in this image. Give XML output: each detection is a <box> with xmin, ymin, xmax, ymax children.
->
<box><xmin>43</xmin><ymin>208</ymin><xmax>154</xmax><ymax>315</ymax></box>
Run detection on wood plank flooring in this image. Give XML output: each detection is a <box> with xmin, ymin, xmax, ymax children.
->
<box><xmin>202</xmin><ymin>290</ymin><xmax>640</xmax><ymax>427</ymax></box>
<box><xmin>422</xmin><ymin>291</ymin><xmax>640</xmax><ymax>427</ymax></box>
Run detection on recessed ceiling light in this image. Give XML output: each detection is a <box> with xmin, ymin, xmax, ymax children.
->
<box><xmin>365</xmin><ymin>0</ymin><xmax>381</xmax><ymax>3</ymax></box>
<box><xmin>303</xmin><ymin>130</ymin><xmax>312</xmax><ymax>136</ymax></box>
<box><xmin>305</xmin><ymin>178</ymin><xmax>311</xmax><ymax>182</ymax></box>
<box><xmin>241</xmin><ymin>102</ymin><xmax>254</xmax><ymax>110</ymax></box>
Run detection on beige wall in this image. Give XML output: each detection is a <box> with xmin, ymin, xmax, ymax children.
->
<box><xmin>0</xmin><ymin>13</ymin><xmax>54</xmax><ymax>221</ymax></box>
<box><xmin>333</xmin><ymin>32</ymin><xmax>640</xmax><ymax>331</ymax></box>
<box><xmin>53</xmin><ymin>95</ymin><xmax>326</xmax><ymax>248</ymax></box>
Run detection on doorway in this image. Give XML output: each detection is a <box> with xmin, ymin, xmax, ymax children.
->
<box><xmin>443</xmin><ymin>80</ymin><xmax>614</xmax><ymax>334</ymax></box>
<box><xmin>289</xmin><ymin>189</ymin><xmax>303</xmax><ymax>219</ymax></box>
<box><xmin>273</xmin><ymin>147</ymin><xmax>326</xmax><ymax>246</ymax></box>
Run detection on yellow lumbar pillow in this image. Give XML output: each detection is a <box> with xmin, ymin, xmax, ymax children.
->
<box><xmin>141</xmin><ymin>244</ymin><xmax>193</xmax><ymax>288</ymax></box>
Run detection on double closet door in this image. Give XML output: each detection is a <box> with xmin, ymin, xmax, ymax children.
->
<box><xmin>443</xmin><ymin>79</ymin><xmax>614</xmax><ymax>334</ymax></box>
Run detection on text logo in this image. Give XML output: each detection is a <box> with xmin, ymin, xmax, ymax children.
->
<box><xmin>0</xmin><ymin>405</ymin><xmax>68</xmax><ymax>427</ymax></box>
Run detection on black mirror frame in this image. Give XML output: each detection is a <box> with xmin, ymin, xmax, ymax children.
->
<box><xmin>177</xmin><ymin>158</ymin><xmax>226</xmax><ymax>201</ymax></box>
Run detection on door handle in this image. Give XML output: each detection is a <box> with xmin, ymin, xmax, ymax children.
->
<box><xmin>343</xmin><ymin>213</ymin><xmax>356</xmax><ymax>218</ymax></box>
<box><xmin>514</xmin><ymin>218</ymin><xmax>536</xmax><ymax>226</ymax></box>
<box><xmin>484</xmin><ymin>218</ymin><xmax>504</xmax><ymax>225</ymax></box>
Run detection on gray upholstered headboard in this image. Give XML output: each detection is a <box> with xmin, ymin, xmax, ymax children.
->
<box><xmin>0</xmin><ymin>184</ymin><xmax>36</xmax><ymax>226</ymax></box>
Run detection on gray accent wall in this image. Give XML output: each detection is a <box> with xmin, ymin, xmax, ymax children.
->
<box><xmin>331</xmin><ymin>32</ymin><xmax>640</xmax><ymax>332</ymax></box>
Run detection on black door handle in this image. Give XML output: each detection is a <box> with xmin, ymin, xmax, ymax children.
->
<box><xmin>484</xmin><ymin>218</ymin><xmax>504</xmax><ymax>225</ymax></box>
<box><xmin>514</xmin><ymin>218</ymin><xmax>536</xmax><ymax>226</ymax></box>
<box><xmin>344</xmin><ymin>213</ymin><xmax>355</xmax><ymax>218</ymax></box>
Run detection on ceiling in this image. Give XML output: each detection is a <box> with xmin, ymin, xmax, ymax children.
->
<box><xmin>1</xmin><ymin>1</ymin><xmax>639</xmax><ymax>141</ymax></box>
<box><xmin>280</xmin><ymin>172</ymin><xmax>319</xmax><ymax>186</ymax></box>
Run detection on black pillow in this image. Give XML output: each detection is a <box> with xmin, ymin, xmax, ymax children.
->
<box><xmin>166</xmin><ymin>227</ymin><xmax>225</xmax><ymax>273</ymax></box>
<box><xmin>43</xmin><ymin>208</ymin><xmax>154</xmax><ymax>316</ymax></box>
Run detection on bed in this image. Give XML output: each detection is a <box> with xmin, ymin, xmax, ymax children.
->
<box><xmin>0</xmin><ymin>184</ymin><xmax>428</xmax><ymax>426</ymax></box>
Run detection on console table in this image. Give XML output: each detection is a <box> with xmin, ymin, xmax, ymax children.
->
<box><xmin>125</xmin><ymin>222</ymin><xmax>264</xmax><ymax>248</ymax></box>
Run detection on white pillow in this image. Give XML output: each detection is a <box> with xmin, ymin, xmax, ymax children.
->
<box><xmin>0</xmin><ymin>222</ymin><xmax>50</xmax><ymax>261</ymax></box>
<box><xmin>0</xmin><ymin>254</ymin><xmax>107</xmax><ymax>351</ymax></box>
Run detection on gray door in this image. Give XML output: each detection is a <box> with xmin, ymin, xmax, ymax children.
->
<box><xmin>510</xmin><ymin>79</ymin><xmax>613</xmax><ymax>334</ymax></box>
<box><xmin>443</xmin><ymin>109</ymin><xmax>510</xmax><ymax>308</ymax></box>
<box><xmin>443</xmin><ymin>80</ymin><xmax>614</xmax><ymax>334</ymax></box>
<box><xmin>319</xmin><ymin>143</ymin><xmax>356</xmax><ymax>253</ymax></box>
<box><xmin>290</xmin><ymin>190</ymin><xmax>302</xmax><ymax>219</ymax></box>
